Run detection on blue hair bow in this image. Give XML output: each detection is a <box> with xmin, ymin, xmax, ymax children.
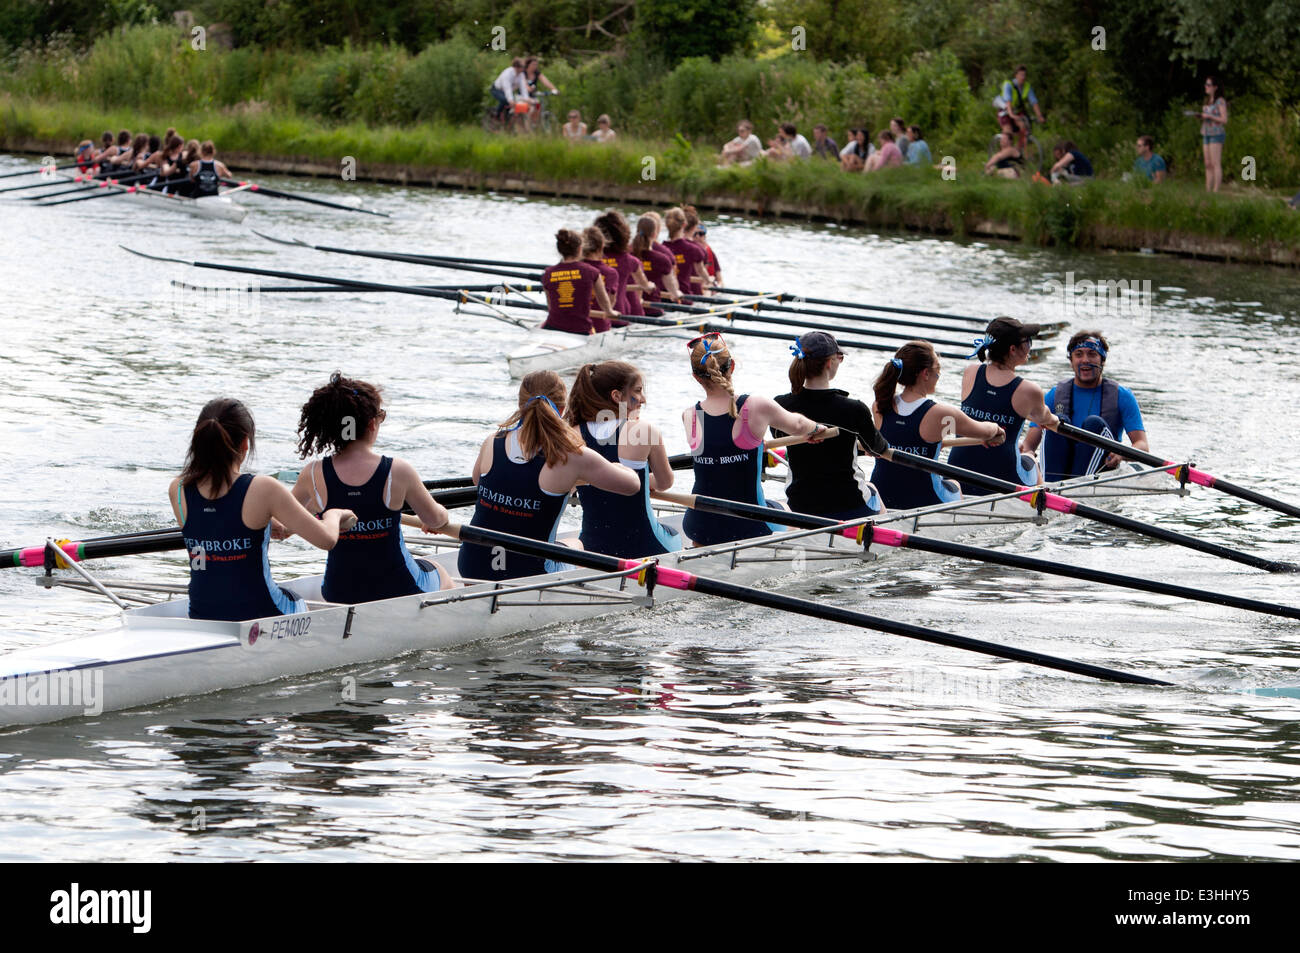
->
<box><xmin>506</xmin><ymin>394</ymin><xmax>560</xmax><ymax>430</ymax></box>
<box><xmin>789</xmin><ymin>339</ymin><xmax>805</xmax><ymax>359</ymax></box>
<box><xmin>890</xmin><ymin>357</ymin><xmax>903</xmax><ymax>371</ymax></box>
<box><xmin>699</xmin><ymin>337</ymin><xmax>722</xmax><ymax>366</ymax></box>
<box><xmin>966</xmin><ymin>333</ymin><xmax>994</xmax><ymax>359</ymax></box>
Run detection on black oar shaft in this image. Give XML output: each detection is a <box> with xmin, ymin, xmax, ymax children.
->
<box><xmin>453</xmin><ymin>523</ymin><xmax>1169</xmax><ymax>686</ymax></box>
<box><xmin>885</xmin><ymin>449</ymin><xmax>1294</xmax><ymax>572</ymax></box>
<box><xmin>0</xmin><ymin>161</ymin><xmax>83</xmax><ymax>180</ymax></box>
<box><xmin>224</xmin><ymin>180</ymin><xmax>389</xmax><ymax>217</ymax></box>
<box><xmin>716</xmin><ymin>286</ymin><xmax>990</xmax><ymax>325</ymax></box>
<box><xmin>1056</xmin><ymin>421</ymin><xmax>1300</xmax><ymax>519</ymax></box>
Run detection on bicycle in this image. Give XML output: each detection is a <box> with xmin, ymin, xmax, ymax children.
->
<box><xmin>481</xmin><ymin>90</ymin><xmax>559</xmax><ymax>135</ymax></box>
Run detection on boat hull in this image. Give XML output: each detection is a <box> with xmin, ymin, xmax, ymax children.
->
<box><xmin>506</xmin><ymin>327</ymin><xmax>631</xmax><ymax>377</ymax></box>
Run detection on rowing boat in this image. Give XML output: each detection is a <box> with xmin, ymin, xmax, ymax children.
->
<box><xmin>506</xmin><ymin>326</ymin><xmax>634</xmax><ymax>377</ymax></box>
<box><xmin>52</xmin><ymin>172</ymin><xmax>249</xmax><ymax>223</ymax></box>
<box><xmin>0</xmin><ymin>464</ymin><xmax>1181</xmax><ymax>727</ymax></box>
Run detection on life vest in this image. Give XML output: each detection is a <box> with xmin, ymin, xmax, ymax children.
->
<box><xmin>1042</xmin><ymin>378</ymin><xmax>1122</xmax><ymax>482</ymax></box>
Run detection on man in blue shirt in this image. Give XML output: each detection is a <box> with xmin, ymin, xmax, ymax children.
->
<box><xmin>1133</xmin><ymin>135</ymin><xmax>1167</xmax><ymax>183</ymax></box>
<box><xmin>1021</xmin><ymin>330</ymin><xmax>1149</xmax><ymax>482</ymax></box>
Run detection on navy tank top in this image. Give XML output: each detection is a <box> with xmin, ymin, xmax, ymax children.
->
<box><xmin>457</xmin><ymin>434</ymin><xmax>570</xmax><ymax>581</ymax></box>
<box><xmin>948</xmin><ymin>365</ymin><xmax>1031</xmax><ymax>495</ymax></box>
<box><xmin>682</xmin><ymin>396</ymin><xmax>780</xmax><ymax>545</ymax></box>
<box><xmin>315</xmin><ymin>456</ymin><xmax>437</xmax><ymax>604</ymax></box>
<box><xmin>194</xmin><ymin>159</ymin><xmax>220</xmax><ymax>196</ymax></box>
<box><xmin>181</xmin><ymin>474</ymin><xmax>304</xmax><ymax>621</ymax></box>
<box><xmin>576</xmin><ymin>420</ymin><xmax>681</xmax><ymax>558</ymax></box>
<box><xmin>870</xmin><ymin>399</ymin><xmax>962</xmax><ymax>510</ymax></box>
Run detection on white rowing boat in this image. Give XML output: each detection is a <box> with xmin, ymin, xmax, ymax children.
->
<box><xmin>0</xmin><ymin>464</ymin><xmax>1182</xmax><ymax>727</ymax></box>
<box><xmin>506</xmin><ymin>325</ymin><xmax>634</xmax><ymax>377</ymax></box>
<box><xmin>54</xmin><ymin>172</ymin><xmax>249</xmax><ymax>223</ymax></box>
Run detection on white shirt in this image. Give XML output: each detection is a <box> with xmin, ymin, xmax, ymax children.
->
<box><xmin>493</xmin><ymin>66</ymin><xmax>527</xmax><ymax>104</ymax></box>
<box><xmin>789</xmin><ymin>134</ymin><xmax>812</xmax><ymax>158</ymax></box>
<box><xmin>727</xmin><ymin>134</ymin><xmax>763</xmax><ymax>162</ymax></box>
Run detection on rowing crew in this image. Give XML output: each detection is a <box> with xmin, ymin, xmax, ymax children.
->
<box><xmin>540</xmin><ymin>206</ymin><xmax>721</xmax><ymax>334</ymax></box>
<box><xmin>170</xmin><ymin>319</ymin><xmax>1146</xmax><ymax>623</ymax></box>
<box><xmin>72</xmin><ymin>131</ymin><xmax>232</xmax><ymax>198</ymax></box>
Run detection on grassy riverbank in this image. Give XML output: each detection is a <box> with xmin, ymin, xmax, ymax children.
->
<box><xmin>6</xmin><ymin>93</ymin><xmax>1299</xmax><ymax>261</ymax></box>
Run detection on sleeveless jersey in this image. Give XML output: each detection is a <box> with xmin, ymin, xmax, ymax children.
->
<box><xmin>315</xmin><ymin>455</ymin><xmax>438</xmax><ymax>604</ymax></box>
<box><xmin>948</xmin><ymin>365</ymin><xmax>1033</xmax><ymax>495</ymax></box>
<box><xmin>870</xmin><ymin>399</ymin><xmax>961</xmax><ymax>510</ymax></box>
<box><xmin>193</xmin><ymin>158</ymin><xmax>220</xmax><ymax>196</ymax></box>
<box><xmin>576</xmin><ymin>420</ymin><xmax>681</xmax><ymax>557</ymax></box>
<box><xmin>682</xmin><ymin>395</ymin><xmax>780</xmax><ymax>545</ymax></box>
<box><xmin>457</xmin><ymin>434</ymin><xmax>570</xmax><ymax>581</ymax></box>
<box><xmin>181</xmin><ymin>474</ymin><xmax>304</xmax><ymax>621</ymax></box>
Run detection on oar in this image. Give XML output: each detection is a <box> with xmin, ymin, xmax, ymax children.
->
<box><xmin>652</xmin><ymin>490</ymin><xmax>1300</xmax><ymax>622</ymax></box>
<box><xmin>221</xmin><ymin>179</ymin><xmax>389</xmax><ymax>217</ymax></box>
<box><xmin>0</xmin><ymin>175</ymin><xmax>92</xmax><ymax>195</ymax></box>
<box><xmin>120</xmin><ymin>247</ymin><xmax>977</xmax><ymax>359</ymax></box>
<box><xmin>1054</xmin><ymin>421</ymin><xmax>1300</xmax><ymax>520</ymax></box>
<box><xmin>37</xmin><ymin>177</ymin><xmax>163</xmax><ymax>207</ymax></box>
<box><xmin>714</xmin><ymin>285</ymin><xmax>1055</xmax><ymax>329</ymax></box>
<box><xmin>170</xmin><ymin>280</ymin><xmax>509</xmax><ymax>295</ymax></box>
<box><xmin>881</xmin><ymin>449</ymin><xmax>1297</xmax><ymax>572</ymax></box>
<box><xmin>2</xmin><ymin>486</ymin><xmax>481</xmax><ymax>568</ymax></box>
<box><xmin>434</xmin><ymin>521</ymin><xmax>1171</xmax><ymax>686</ymax></box>
<box><xmin>0</xmin><ymin>160</ymin><xmax>85</xmax><ymax>180</ymax></box>
<box><xmin>26</xmin><ymin>171</ymin><xmax>154</xmax><ymax>201</ymax></box>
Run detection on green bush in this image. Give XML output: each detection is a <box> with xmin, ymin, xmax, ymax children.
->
<box><xmin>395</xmin><ymin>41</ymin><xmax>494</xmax><ymax>126</ymax></box>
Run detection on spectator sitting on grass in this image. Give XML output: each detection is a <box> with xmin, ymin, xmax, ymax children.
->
<box><xmin>889</xmin><ymin>118</ymin><xmax>910</xmax><ymax>160</ymax></box>
<box><xmin>839</xmin><ymin>128</ymin><xmax>872</xmax><ymax>171</ymax></box>
<box><xmin>905</xmin><ymin>125</ymin><xmax>932</xmax><ymax>165</ymax></box>
<box><xmin>864</xmin><ymin>130</ymin><xmax>904</xmax><ymax>171</ymax></box>
<box><xmin>562</xmin><ymin>110</ymin><xmax>588</xmax><ymax>140</ymax></box>
<box><xmin>719</xmin><ymin>120</ymin><xmax>764</xmax><ymax>166</ymax></box>
<box><xmin>1132</xmin><ymin>135</ymin><xmax>1166</xmax><ymax>183</ymax></box>
<box><xmin>783</xmin><ymin>123</ymin><xmax>812</xmax><ymax>158</ymax></box>
<box><xmin>811</xmin><ymin>124</ymin><xmax>839</xmax><ymax>160</ymax></box>
<box><xmin>590</xmin><ymin>114</ymin><xmax>616</xmax><ymax>142</ymax></box>
<box><xmin>984</xmin><ymin>132</ymin><xmax>1023</xmax><ymax>178</ymax></box>
<box><xmin>764</xmin><ymin>126</ymin><xmax>793</xmax><ymax>160</ymax></box>
<box><xmin>1050</xmin><ymin>140</ymin><xmax>1093</xmax><ymax>185</ymax></box>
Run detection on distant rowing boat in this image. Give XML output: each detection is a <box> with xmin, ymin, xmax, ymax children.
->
<box><xmin>51</xmin><ymin>172</ymin><xmax>249</xmax><ymax>223</ymax></box>
<box><xmin>0</xmin><ymin>464</ymin><xmax>1181</xmax><ymax>727</ymax></box>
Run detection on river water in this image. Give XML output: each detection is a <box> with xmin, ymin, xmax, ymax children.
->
<box><xmin>2</xmin><ymin>156</ymin><xmax>1299</xmax><ymax>862</ymax></box>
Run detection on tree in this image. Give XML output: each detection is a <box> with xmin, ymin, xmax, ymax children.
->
<box><xmin>633</xmin><ymin>0</ymin><xmax>756</xmax><ymax>66</ymax></box>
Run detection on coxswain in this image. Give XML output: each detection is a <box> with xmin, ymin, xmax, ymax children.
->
<box><xmin>664</xmin><ymin>207</ymin><xmax>710</xmax><ymax>300</ymax></box>
<box><xmin>1021</xmin><ymin>330</ymin><xmax>1149</xmax><ymax>481</ymax></box>
<box><xmin>594</xmin><ymin>209</ymin><xmax>655</xmax><ymax>317</ymax></box>
<box><xmin>681</xmin><ymin>333</ymin><xmax>827</xmax><ymax>545</ymax></box>
<box><xmin>947</xmin><ymin>317</ymin><xmax>1059</xmax><ymax>494</ymax></box>
<box><xmin>168</xmin><ymin>398</ymin><xmax>354</xmax><ymax>622</ymax></box>
<box><xmin>631</xmin><ymin>212</ymin><xmax>682</xmax><ymax>312</ymax></box>
<box><xmin>772</xmin><ymin>332</ymin><xmax>891</xmax><ymax>521</ymax></box>
<box><xmin>540</xmin><ymin>228</ymin><xmax>617</xmax><ymax>335</ymax></box>
<box><xmin>189</xmin><ymin>140</ymin><xmax>231</xmax><ymax>197</ymax></box>
<box><xmin>457</xmin><ymin>371</ymin><xmax>640</xmax><ymax>582</ymax></box>
<box><xmin>291</xmin><ymin>373</ymin><xmax>455</xmax><ymax>604</ymax></box>
<box><xmin>73</xmin><ymin>140</ymin><xmax>96</xmax><ymax>173</ymax></box>
<box><xmin>566</xmin><ymin>361</ymin><xmax>681</xmax><ymax>557</ymax></box>
<box><xmin>869</xmin><ymin>340</ymin><xmax>1005</xmax><ymax>510</ymax></box>
<box><xmin>580</xmin><ymin>226</ymin><xmax>620</xmax><ymax>331</ymax></box>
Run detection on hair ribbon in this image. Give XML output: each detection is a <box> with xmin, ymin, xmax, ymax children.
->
<box><xmin>789</xmin><ymin>340</ymin><xmax>805</xmax><ymax>359</ymax></box>
<box><xmin>966</xmin><ymin>333</ymin><xmax>994</xmax><ymax>359</ymax></box>
<box><xmin>505</xmin><ymin>394</ymin><xmax>560</xmax><ymax>430</ymax></box>
<box><xmin>890</xmin><ymin>357</ymin><xmax>903</xmax><ymax>370</ymax></box>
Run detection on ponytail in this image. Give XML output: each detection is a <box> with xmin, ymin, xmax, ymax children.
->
<box><xmin>873</xmin><ymin>341</ymin><xmax>937</xmax><ymax>413</ymax></box>
<box><xmin>688</xmin><ymin>336</ymin><xmax>738</xmax><ymax>418</ymax></box>
<box><xmin>180</xmin><ymin>398</ymin><xmax>255</xmax><ymax>494</ymax></box>
<box><xmin>788</xmin><ymin>355</ymin><xmax>829</xmax><ymax>395</ymax></box>
<box><xmin>631</xmin><ymin>213</ymin><xmax>660</xmax><ymax>257</ymax></box>
<box><xmin>566</xmin><ymin>361</ymin><xmax>641</xmax><ymax>425</ymax></box>
<box><xmin>500</xmin><ymin>370</ymin><xmax>583</xmax><ymax>466</ymax></box>
<box><xmin>296</xmin><ymin>372</ymin><xmax>384</xmax><ymax>458</ymax></box>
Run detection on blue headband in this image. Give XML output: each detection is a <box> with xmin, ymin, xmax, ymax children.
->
<box><xmin>789</xmin><ymin>340</ymin><xmax>805</xmax><ymax>359</ymax></box>
<box><xmin>506</xmin><ymin>394</ymin><xmax>559</xmax><ymax>430</ymax></box>
<box><xmin>966</xmin><ymin>333</ymin><xmax>994</xmax><ymax>359</ymax></box>
<box><xmin>1071</xmin><ymin>339</ymin><xmax>1108</xmax><ymax>361</ymax></box>
<box><xmin>890</xmin><ymin>357</ymin><xmax>903</xmax><ymax>370</ymax></box>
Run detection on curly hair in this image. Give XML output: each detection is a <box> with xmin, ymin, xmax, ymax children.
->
<box><xmin>296</xmin><ymin>372</ymin><xmax>384</xmax><ymax>458</ymax></box>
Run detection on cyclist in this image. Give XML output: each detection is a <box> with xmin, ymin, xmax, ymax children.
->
<box><xmin>997</xmin><ymin>65</ymin><xmax>1045</xmax><ymax>149</ymax></box>
<box><xmin>490</xmin><ymin>58</ymin><xmax>531</xmax><ymax>124</ymax></box>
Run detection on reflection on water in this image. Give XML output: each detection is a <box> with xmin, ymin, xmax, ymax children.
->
<box><xmin>1</xmin><ymin>155</ymin><xmax>1299</xmax><ymax>860</ymax></box>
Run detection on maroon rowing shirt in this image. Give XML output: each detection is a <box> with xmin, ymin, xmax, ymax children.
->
<box><xmin>640</xmin><ymin>244</ymin><xmax>675</xmax><ymax>301</ymax></box>
<box><xmin>665</xmin><ymin>237</ymin><xmax>705</xmax><ymax>296</ymax></box>
<box><xmin>585</xmin><ymin>257</ymin><xmax>619</xmax><ymax>332</ymax></box>
<box><xmin>540</xmin><ymin>261</ymin><xmax>598</xmax><ymax>334</ymax></box>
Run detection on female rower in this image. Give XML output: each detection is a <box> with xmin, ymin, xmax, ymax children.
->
<box><xmin>98</xmin><ymin>130</ymin><xmax>131</xmax><ymax>175</ymax></box>
<box><xmin>682</xmin><ymin>205</ymin><xmax>716</xmax><ymax>292</ymax></box>
<box><xmin>292</xmin><ymin>373</ymin><xmax>455</xmax><ymax>604</ymax></box>
<box><xmin>664</xmin><ymin>207</ymin><xmax>710</xmax><ymax>300</ymax></box>
<box><xmin>168</xmin><ymin>139</ymin><xmax>201</xmax><ymax>195</ymax></box>
<box><xmin>540</xmin><ymin>228</ymin><xmax>618</xmax><ymax>334</ymax></box>
<box><xmin>631</xmin><ymin>212</ymin><xmax>682</xmax><ymax>310</ymax></box>
<box><xmin>189</xmin><ymin>140</ymin><xmax>231</xmax><ymax>197</ymax></box>
<box><xmin>134</xmin><ymin>134</ymin><xmax>162</xmax><ymax>172</ymax></box>
<box><xmin>566</xmin><ymin>361</ymin><xmax>681</xmax><ymax>557</ymax></box>
<box><xmin>580</xmin><ymin>226</ymin><xmax>621</xmax><ymax>331</ymax></box>
<box><xmin>594</xmin><ymin>210</ymin><xmax>654</xmax><ymax>318</ymax></box>
<box><xmin>168</xmin><ymin>398</ymin><xmax>354</xmax><ymax>622</ymax></box>
<box><xmin>682</xmin><ymin>333</ymin><xmax>827</xmax><ymax>545</ymax></box>
<box><xmin>869</xmin><ymin>340</ymin><xmax>1005</xmax><ymax>510</ymax></box>
<box><xmin>458</xmin><ymin>371</ymin><xmax>641</xmax><ymax>581</ymax></box>
<box><xmin>947</xmin><ymin>317</ymin><xmax>1058</xmax><ymax>494</ymax></box>
<box><xmin>149</xmin><ymin>135</ymin><xmax>185</xmax><ymax>191</ymax></box>
<box><xmin>111</xmin><ymin>133</ymin><xmax>147</xmax><ymax>172</ymax></box>
<box><xmin>772</xmin><ymin>332</ymin><xmax>890</xmax><ymax>521</ymax></box>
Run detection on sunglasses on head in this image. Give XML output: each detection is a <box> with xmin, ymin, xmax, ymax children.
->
<box><xmin>687</xmin><ymin>331</ymin><xmax>724</xmax><ymax>349</ymax></box>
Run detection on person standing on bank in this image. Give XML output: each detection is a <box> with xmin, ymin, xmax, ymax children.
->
<box><xmin>773</xmin><ymin>332</ymin><xmax>890</xmax><ymax>520</ymax></box>
<box><xmin>1020</xmin><ymin>331</ymin><xmax>1148</xmax><ymax>482</ymax></box>
<box><xmin>947</xmin><ymin>317</ymin><xmax>1059</xmax><ymax>494</ymax></box>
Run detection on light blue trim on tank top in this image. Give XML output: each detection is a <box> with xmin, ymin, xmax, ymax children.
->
<box><xmin>259</xmin><ymin>525</ymin><xmax>305</xmax><ymax>615</ymax></box>
<box><xmin>397</xmin><ymin>531</ymin><xmax>440</xmax><ymax>592</ymax></box>
<box><xmin>622</xmin><ymin>456</ymin><xmax>683</xmax><ymax>553</ymax></box>
<box><xmin>542</xmin><ymin>489</ymin><xmax>573</xmax><ymax>573</ymax></box>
